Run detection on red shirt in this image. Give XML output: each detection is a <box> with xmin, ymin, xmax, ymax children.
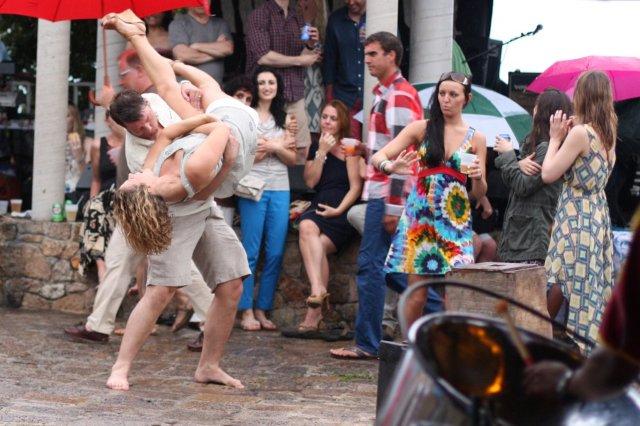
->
<box><xmin>362</xmin><ymin>71</ymin><xmax>423</xmax><ymax>209</ymax></box>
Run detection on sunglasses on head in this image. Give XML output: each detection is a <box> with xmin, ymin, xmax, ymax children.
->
<box><xmin>439</xmin><ymin>72</ymin><xmax>471</xmax><ymax>86</ymax></box>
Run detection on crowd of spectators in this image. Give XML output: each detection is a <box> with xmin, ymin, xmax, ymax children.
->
<box><xmin>63</xmin><ymin>2</ymin><xmax>620</xmax><ymax>370</ymax></box>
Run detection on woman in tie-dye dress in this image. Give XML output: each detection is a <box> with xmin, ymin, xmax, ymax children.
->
<box><xmin>372</xmin><ymin>72</ymin><xmax>487</xmax><ymax>327</ymax></box>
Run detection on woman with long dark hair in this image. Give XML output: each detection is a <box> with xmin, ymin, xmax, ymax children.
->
<box><xmin>236</xmin><ymin>66</ymin><xmax>296</xmax><ymax>331</ymax></box>
<box><xmin>494</xmin><ymin>89</ymin><xmax>573</xmax><ymax>264</ymax></box>
<box><xmin>542</xmin><ymin>70</ymin><xmax>617</xmax><ymax>350</ymax></box>
<box><xmin>371</xmin><ymin>71</ymin><xmax>487</xmax><ymax>328</ymax></box>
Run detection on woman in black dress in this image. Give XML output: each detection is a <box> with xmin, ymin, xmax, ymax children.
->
<box><xmin>296</xmin><ymin>100</ymin><xmax>364</xmax><ymax>332</ymax></box>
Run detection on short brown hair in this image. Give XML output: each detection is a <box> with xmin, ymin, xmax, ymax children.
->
<box><xmin>109</xmin><ymin>90</ymin><xmax>146</xmax><ymax>127</ymax></box>
<box><xmin>365</xmin><ymin>31</ymin><xmax>403</xmax><ymax>66</ymax></box>
<box><xmin>113</xmin><ymin>185</ymin><xmax>172</xmax><ymax>255</ymax></box>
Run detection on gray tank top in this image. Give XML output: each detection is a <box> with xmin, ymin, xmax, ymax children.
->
<box><xmin>153</xmin><ymin>133</ymin><xmax>221</xmax><ymax>199</ymax></box>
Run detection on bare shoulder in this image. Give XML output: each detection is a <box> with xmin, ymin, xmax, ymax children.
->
<box><xmin>471</xmin><ymin>129</ymin><xmax>487</xmax><ymax>149</ymax></box>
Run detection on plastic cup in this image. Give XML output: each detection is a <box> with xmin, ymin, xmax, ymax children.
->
<box><xmin>0</xmin><ymin>200</ymin><xmax>8</xmax><ymax>214</ymax></box>
<box><xmin>65</xmin><ymin>204</ymin><xmax>78</xmax><ymax>222</ymax></box>
<box><xmin>341</xmin><ymin>138</ymin><xmax>359</xmax><ymax>156</ymax></box>
<box><xmin>10</xmin><ymin>198</ymin><xmax>22</xmax><ymax>213</ymax></box>
<box><xmin>459</xmin><ymin>153</ymin><xmax>478</xmax><ymax>175</ymax></box>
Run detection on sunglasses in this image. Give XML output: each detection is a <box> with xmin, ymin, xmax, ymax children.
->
<box><xmin>439</xmin><ymin>72</ymin><xmax>471</xmax><ymax>86</ymax></box>
<box><xmin>119</xmin><ymin>68</ymin><xmax>134</xmax><ymax>78</ymax></box>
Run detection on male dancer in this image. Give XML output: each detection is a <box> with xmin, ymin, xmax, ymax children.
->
<box><xmin>101</xmin><ymin>10</ymin><xmax>257</xmax><ymax>390</ymax></box>
<box><xmin>64</xmin><ymin>49</ymin><xmax>214</xmax><ymax>350</ymax></box>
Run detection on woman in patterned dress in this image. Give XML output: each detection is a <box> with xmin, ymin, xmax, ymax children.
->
<box><xmin>371</xmin><ymin>72</ymin><xmax>487</xmax><ymax>328</ymax></box>
<box><xmin>541</xmin><ymin>70</ymin><xmax>617</xmax><ymax>350</ymax></box>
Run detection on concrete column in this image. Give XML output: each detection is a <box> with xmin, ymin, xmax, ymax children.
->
<box><xmin>31</xmin><ymin>20</ymin><xmax>70</xmax><ymax>220</ymax></box>
<box><xmin>409</xmin><ymin>0</ymin><xmax>454</xmax><ymax>83</ymax></box>
<box><xmin>93</xmin><ymin>24</ymin><xmax>126</xmax><ymax>141</ymax></box>
<box><xmin>362</xmin><ymin>0</ymin><xmax>399</xmax><ymax>139</ymax></box>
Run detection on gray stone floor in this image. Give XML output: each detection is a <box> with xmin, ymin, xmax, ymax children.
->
<box><xmin>0</xmin><ymin>308</ymin><xmax>378</xmax><ymax>425</ymax></box>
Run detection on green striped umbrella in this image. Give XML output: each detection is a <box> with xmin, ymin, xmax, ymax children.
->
<box><xmin>415</xmin><ymin>83</ymin><xmax>532</xmax><ymax>149</ymax></box>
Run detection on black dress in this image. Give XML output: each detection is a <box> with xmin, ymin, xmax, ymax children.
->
<box><xmin>299</xmin><ymin>141</ymin><xmax>357</xmax><ymax>250</ymax></box>
<box><xmin>98</xmin><ymin>137</ymin><xmax>117</xmax><ymax>191</ymax></box>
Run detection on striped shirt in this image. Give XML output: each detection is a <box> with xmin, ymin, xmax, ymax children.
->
<box><xmin>362</xmin><ymin>71</ymin><xmax>423</xmax><ymax>207</ymax></box>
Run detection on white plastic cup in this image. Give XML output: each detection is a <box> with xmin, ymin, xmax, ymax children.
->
<box><xmin>459</xmin><ymin>153</ymin><xmax>478</xmax><ymax>175</ymax></box>
<box><xmin>0</xmin><ymin>200</ymin><xmax>8</xmax><ymax>214</ymax></box>
<box><xmin>341</xmin><ymin>138</ymin><xmax>359</xmax><ymax>155</ymax></box>
<box><xmin>65</xmin><ymin>204</ymin><xmax>79</xmax><ymax>222</ymax></box>
<box><xmin>10</xmin><ymin>198</ymin><xmax>22</xmax><ymax>213</ymax></box>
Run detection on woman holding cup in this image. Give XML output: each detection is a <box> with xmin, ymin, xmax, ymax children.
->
<box><xmin>371</xmin><ymin>72</ymin><xmax>487</xmax><ymax>328</ymax></box>
<box><xmin>294</xmin><ymin>100</ymin><xmax>364</xmax><ymax>334</ymax></box>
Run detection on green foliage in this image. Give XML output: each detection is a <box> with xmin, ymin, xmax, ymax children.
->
<box><xmin>0</xmin><ymin>16</ymin><xmax>96</xmax><ymax>81</ymax></box>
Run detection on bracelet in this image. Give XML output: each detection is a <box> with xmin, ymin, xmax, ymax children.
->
<box><xmin>314</xmin><ymin>151</ymin><xmax>327</xmax><ymax>162</ymax></box>
<box><xmin>555</xmin><ymin>369</ymin><xmax>574</xmax><ymax>399</ymax></box>
<box><xmin>378</xmin><ymin>160</ymin><xmax>392</xmax><ymax>175</ymax></box>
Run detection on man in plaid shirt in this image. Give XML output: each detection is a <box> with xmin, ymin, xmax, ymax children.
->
<box><xmin>245</xmin><ymin>0</ymin><xmax>321</xmax><ymax>163</ymax></box>
<box><xmin>331</xmin><ymin>32</ymin><xmax>424</xmax><ymax>359</ymax></box>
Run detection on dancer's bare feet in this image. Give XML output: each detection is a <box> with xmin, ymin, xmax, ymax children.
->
<box><xmin>240</xmin><ymin>310</ymin><xmax>261</xmax><ymax>331</ymax></box>
<box><xmin>101</xmin><ymin>9</ymin><xmax>146</xmax><ymax>39</ymax></box>
<box><xmin>254</xmin><ymin>309</ymin><xmax>277</xmax><ymax>331</ymax></box>
<box><xmin>106</xmin><ymin>363</ymin><xmax>130</xmax><ymax>391</ymax></box>
<box><xmin>194</xmin><ymin>365</ymin><xmax>244</xmax><ymax>389</ymax></box>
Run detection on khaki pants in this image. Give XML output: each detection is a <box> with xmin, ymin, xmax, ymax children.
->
<box><xmin>286</xmin><ymin>98</ymin><xmax>311</xmax><ymax>164</ymax></box>
<box><xmin>85</xmin><ymin>225</ymin><xmax>214</xmax><ymax>335</ymax></box>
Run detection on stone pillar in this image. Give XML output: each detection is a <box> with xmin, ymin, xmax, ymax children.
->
<box><xmin>362</xmin><ymin>0</ymin><xmax>399</xmax><ymax>139</ymax></box>
<box><xmin>31</xmin><ymin>20</ymin><xmax>70</xmax><ymax>220</ymax></box>
<box><xmin>409</xmin><ymin>0</ymin><xmax>454</xmax><ymax>83</ymax></box>
<box><xmin>93</xmin><ymin>24</ymin><xmax>126</xmax><ymax>141</ymax></box>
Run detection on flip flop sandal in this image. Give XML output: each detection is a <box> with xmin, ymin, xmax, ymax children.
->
<box><xmin>330</xmin><ymin>346</ymin><xmax>377</xmax><ymax>360</ymax></box>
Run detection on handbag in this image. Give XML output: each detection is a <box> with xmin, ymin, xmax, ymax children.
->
<box><xmin>234</xmin><ymin>174</ymin><xmax>266</xmax><ymax>201</ymax></box>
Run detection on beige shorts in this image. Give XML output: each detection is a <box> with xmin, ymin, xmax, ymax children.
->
<box><xmin>147</xmin><ymin>206</ymin><xmax>250</xmax><ymax>290</ymax></box>
<box><xmin>286</xmin><ymin>98</ymin><xmax>311</xmax><ymax>164</ymax></box>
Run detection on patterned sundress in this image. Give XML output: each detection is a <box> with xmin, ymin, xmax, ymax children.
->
<box><xmin>545</xmin><ymin>124</ymin><xmax>614</xmax><ymax>350</ymax></box>
<box><xmin>384</xmin><ymin>127</ymin><xmax>476</xmax><ymax>275</ymax></box>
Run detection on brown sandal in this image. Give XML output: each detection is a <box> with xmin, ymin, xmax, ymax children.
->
<box><xmin>306</xmin><ymin>292</ymin><xmax>330</xmax><ymax>309</ymax></box>
<box><xmin>329</xmin><ymin>346</ymin><xmax>377</xmax><ymax>360</ymax></box>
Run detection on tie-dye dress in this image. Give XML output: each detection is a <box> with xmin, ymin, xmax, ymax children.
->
<box><xmin>384</xmin><ymin>127</ymin><xmax>476</xmax><ymax>275</ymax></box>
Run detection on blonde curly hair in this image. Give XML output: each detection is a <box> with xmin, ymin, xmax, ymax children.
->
<box><xmin>113</xmin><ymin>185</ymin><xmax>172</xmax><ymax>255</ymax></box>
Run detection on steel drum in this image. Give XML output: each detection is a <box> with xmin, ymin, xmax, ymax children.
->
<box><xmin>376</xmin><ymin>281</ymin><xmax>640</xmax><ymax>426</ymax></box>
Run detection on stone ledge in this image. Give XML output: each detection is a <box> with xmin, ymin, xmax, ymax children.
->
<box><xmin>0</xmin><ymin>217</ymin><xmax>361</xmax><ymax>328</ymax></box>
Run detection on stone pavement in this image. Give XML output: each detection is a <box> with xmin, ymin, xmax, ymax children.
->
<box><xmin>0</xmin><ymin>308</ymin><xmax>378</xmax><ymax>425</ymax></box>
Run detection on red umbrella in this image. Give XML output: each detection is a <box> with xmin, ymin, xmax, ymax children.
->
<box><xmin>0</xmin><ymin>0</ymin><xmax>209</xmax><ymax>21</ymax></box>
<box><xmin>527</xmin><ymin>56</ymin><xmax>640</xmax><ymax>102</ymax></box>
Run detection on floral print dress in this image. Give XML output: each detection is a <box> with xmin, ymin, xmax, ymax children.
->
<box><xmin>384</xmin><ymin>127</ymin><xmax>476</xmax><ymax>275</ymax></box>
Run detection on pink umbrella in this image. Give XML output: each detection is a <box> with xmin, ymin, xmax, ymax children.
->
<box><xmin>527</xmin><ymin>56</ymin><xmax>640</xmax><ymax>101</ymax></box>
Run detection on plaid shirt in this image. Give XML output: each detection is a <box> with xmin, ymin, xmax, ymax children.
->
<box><xmin>363</xmin><ymin>71</ymin><xmax>423</xmax><ymax>213</ymax></box>
<box><xmin>245</xmin><ymin>0</ymin><xmax>306</xmax><ymax>103</ymax></box>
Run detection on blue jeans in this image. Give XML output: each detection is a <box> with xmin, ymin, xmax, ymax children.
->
<box><xmin>355</xmin><ymin>199</ymin><xmax>443</xmax><ymax>355</ymax></box>
<box><xmin>237</xmin><ymin>190</ymin><xmax>290</xmax><ymax>311</ymax></box>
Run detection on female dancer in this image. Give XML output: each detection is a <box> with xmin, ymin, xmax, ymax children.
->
<box><xmin>295</xmin><ymin>100</ymin><xmax>363</xmax><ymax>334</ymax></box>
<box><xmin>102</xmin><ymin>9</ymin><xmax>255</xmax><ymax>390</ymax></box>
<box><xmin>494</xmin><ymin>89</ymin><xmax>572</xmax><ymax>264</ymax></box>
<box><xmin>371</xmin><ymin>72</ymin><xmax>487</xmax><ymax>328</ymax></box>
<box><xmin>237</xmin><ymin>66</ymin><xmax>296</xmax><ymax>331</ymax></box>
<box><xmin>542</xmin><ymin>70</ymin><xmax>617</xmax><ymax>350</ymax></box>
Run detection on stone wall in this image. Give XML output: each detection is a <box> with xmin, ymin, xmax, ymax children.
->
<box><xmin>0</xmin><ymin>217</ymin><xmax>94</xmax><ymax>313</ymax></box>
<box><xmin>0</xmin><ymin>217</ymin><xmax>361</xmax><ymax>328</ymax></box>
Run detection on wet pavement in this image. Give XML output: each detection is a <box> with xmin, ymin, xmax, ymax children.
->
<box><xmin>0</xmin><ymin>308</ymin><xmax>378</xmax><ymax>424</ymax></box>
